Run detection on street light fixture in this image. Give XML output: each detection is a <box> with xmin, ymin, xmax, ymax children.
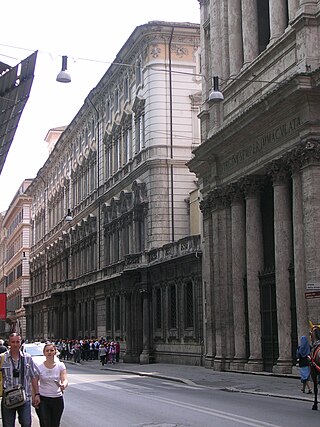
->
<box><xmin>56</xmin><ymin>56</ymin><xmax>71</xmax><ymax>83</ymax></box>
<box><xmin>208</xmin><ymin>76</ymin><xmax>224</xmax><ymax>103</ymax></box>
<box><xmin>65</xmin><ymin>208</ymin><xmax>73</xmax><ymax>222</ymax></box>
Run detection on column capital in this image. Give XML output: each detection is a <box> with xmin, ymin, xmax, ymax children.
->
<box><xmin>139</xmin><ymin>287</ymin><xmax>150</xmax><ymax>296</ymax></box>
<box><xmin>200</xmin><ymin>187</ymin><xmax>230</xmax><ymax>216</ymax></box>
<box><xmin>286</xmin><ymin>140</ymin><xmax>320</xmax><ymax>172</ymax></box>
<box><xmin>240</xmin><ymin>175</ymin><xmax>265</xmax><ymax>198</ymax></box>
<box><xmin>286</xmin><ymin>150</ymin><xmax>302</xmax><ymax>175</ymax></box>
<box><xmin>300</xmin><ymin>140</ymin><xmax>320</xmax><ymax>166</ymax></box>
<box><xmin>267</xmin><ymin>159</ymin><xmax>290</xmax><ymax>185</ymax></box>
<box><xmin>227</xmin><ymin>183</ymin><xmax>244</xmax><ymax>205</ymax></box>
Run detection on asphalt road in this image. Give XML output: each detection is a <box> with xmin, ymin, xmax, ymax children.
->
<box><xmin>57</xmin><ymin>364</ymin><xmax>320</xmax><ymax>427</ymax></box>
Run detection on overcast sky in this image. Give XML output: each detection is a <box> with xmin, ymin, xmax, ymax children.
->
<box><xmin>0</xmin><ymin>0</ymin><xmax>200</xmax><ymax>212</ymax></box>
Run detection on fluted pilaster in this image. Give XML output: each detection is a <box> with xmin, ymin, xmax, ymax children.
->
<box><xmin>228</xmin><ymin>184</ymin><xmax>247</xmax><ymax>369</ymax></box>
<box><xmin>268</xmin><ymin>160</ymin><xmax>293</xmax><ymax>373</ymax></box>
<box><xmin>242</xmin><ymin>176</ymin><xmax>264</xmax><ymax>371</ymax></box>
<box><xmin>241</xmin><ymin>0</ymin><xmax>259</xmax><ymax>65</ymax></box>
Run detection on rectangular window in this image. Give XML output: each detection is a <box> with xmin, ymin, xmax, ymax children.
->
<box><xmin>123</xmin><ymin>224</ymin><xmax>129</xmax><ymax>255</ymax></box>
<box><xmin>185</xmin><ymin>281</ymin><xmax>194</xmax><ymax>328</ymax></box>
<box><xmin>169</xmin><ymin>285</ymin><xmax>177</xmax><ymax>329</ymax></box>
<box><xmin>124</xmin><ymin>75</ymin><xmax>129</xmax><ymax>101</ymax></box>
<box><xmin>115</xmin><ymin>296</ymin><xmax>120</xmax><ymax>330</ymax></box>
<box><xmin>135</xmin><ymin>114</ymin><xmax>144</xmax><ymax>153</ymax></box>
<box><xmin>135</xmin><ymin>59</ymin><xmax>142</xmax><ymax>86</ymax></box>
<box><xmin>114</xmin><ymin>137</ymin><xmax>119</xmax><ymax>172</ymax></box>
<box><xmin>107</xmin><ymin>146</ymin><xmax>112</xmax><ymax>178</ymax></box>
<box><xmin>91</xmin><ymin>300</ymin><xmax>95</xmax><ymax>329</ymax></box>
<box><xmin>114</xmin><ymin>88</ymin><xmax>119</xmax><ymax>113</ymax></box>
<box><xmin>156</xmin><ymin>288</ymin><xmax>162</xmax><ymax>329</ymax></box>
<box><xmin>124</xmin><ymin>127</ymin><xmax>132</xmax><ymax>163</ymax></box>
<box><xmin>106</xmin><ymin>297</ymin><xmax>111</xmax><ymax>331</ymax></box>
<box><xmin>106</xmin><ymin>100</ymin><xmax>111</xmax><ymax>122</ymax></box>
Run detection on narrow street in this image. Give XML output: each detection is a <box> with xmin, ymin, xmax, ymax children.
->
<box><xmin>56</xmin><ymin>364</ymin><xmax>320</xmax><ymax>427</ymax></box>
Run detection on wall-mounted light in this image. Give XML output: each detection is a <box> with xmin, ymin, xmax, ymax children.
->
<box><xmin>65</xmin><ymin>209</ymin><xmax>73</xmax><ymax>222</ymax></box>
<box><xmin>208</xmin><ymin>76</ymin><xmax>224</xmax><ymax>103</ymax></box>
<box><xmin>56</xmin><ymin>56</ymin><xmax>71</xmax><ymax>83</ymax></box>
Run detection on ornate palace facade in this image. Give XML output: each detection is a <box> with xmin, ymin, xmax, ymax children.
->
<box><xmin>25</xmin><ymin>21</ymin><xmax>203</xmax><ymax>364</ymax></box>
<box><xmin>188</xmin><ymin>0</ymin><xmax>320</xmax><ymax>372</ymax></box>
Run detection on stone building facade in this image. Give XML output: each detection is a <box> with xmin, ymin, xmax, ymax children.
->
<box><xmin>188</xmin><ymin>0</ymin><xmax>320</xmax><ymax>372</ymax></box>
<box><xmin>25</xmin><ymin>21</ymin><xmax>203</xmax><ymax>365</ymax></box>
<box><xmin>0</xmin><ymin>180</ymin><xmax>32</xmax><ymax>337</ymax></box>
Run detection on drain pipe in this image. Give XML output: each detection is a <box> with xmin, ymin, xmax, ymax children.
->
<box><xmin>169</xmin><ymin>27</ymin><xmax>174</xmax><ymax>242</ymax></box>
<box><xmin>88</xmin><ymin>94</ymin><xmax>101</xmax><ymax>271</ymax></box>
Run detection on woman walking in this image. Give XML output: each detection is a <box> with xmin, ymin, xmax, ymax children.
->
<box><xmin>35</xmin><ymin>342</ymin><xmax>68</xmax><ymax>427</ymax></box>
<box><xmin>296</xmin><ymin>335</ymin><xmax>312</xmax><ymax>394</ymax></box>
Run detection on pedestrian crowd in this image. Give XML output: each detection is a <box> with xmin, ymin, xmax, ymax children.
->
<box><xmin>51</xmin><ymin>338</ymin><xmax>121</xmax><ymax>366</ymax></box>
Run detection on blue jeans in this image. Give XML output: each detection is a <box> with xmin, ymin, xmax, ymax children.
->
<box><xmin>1</xmin><ymin>398</ymin><xmax>32</xmax><ymax>427</ymax></box>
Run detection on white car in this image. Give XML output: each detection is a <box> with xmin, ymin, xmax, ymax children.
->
<box><xmin>22</xmin><ymin>342</ymin><xmax>46</xmax><ymax>365</ymax></box>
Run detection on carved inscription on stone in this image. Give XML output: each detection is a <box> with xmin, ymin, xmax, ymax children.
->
<box><xmin>221</xmin><ymin>116</ymin><xmax>301</xmax><ymax>174</ymax></box>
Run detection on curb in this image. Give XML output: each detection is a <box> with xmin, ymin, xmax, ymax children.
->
<box><xmin>65</xmin><ymin>360</ymin><xmax>311</xmax><ymax>403</ymax></box>
<box><xmin>224</xmin><ymin>387</ymin><xmax>314</xmax><ymax>402</ymax></box>
<box><xmin>103</xmin><ymin>366</ymin><xmax>198</xmax><ymax>386</ymax></box>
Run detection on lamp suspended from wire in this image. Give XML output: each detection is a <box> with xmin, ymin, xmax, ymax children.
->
<box><xmin>208</xmin><ymin>76</ymin><xmax>224</xmax><ymax>103</ymax></box>
<box><xmin>65</xmin><ymin>208</ymin><xmax>73</xmax><ymax>222</ymax></box>
<box><xmin>56</xmin><ymin>56</ymin><xmax>71</xmax><ymax>83</ymax></box>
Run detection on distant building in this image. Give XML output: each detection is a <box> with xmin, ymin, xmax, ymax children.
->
<box><xmin>26</xmin><ymin>21</ymin><xmax>203</xmax><ymax>364</ymax></box>
<box><xmin>44</xmin><ymin>127</ymin><xmax>66</xmax><ymax>154</ymax></box>
<box><xmin>189</xmin><ymin>0</ymin><xmax>320</xmax><ymax>373</ymax></box>
<box><xmin>0</xmin><ymin>180</ymin><xmax>33</xmax><ymax>337</ymax></box>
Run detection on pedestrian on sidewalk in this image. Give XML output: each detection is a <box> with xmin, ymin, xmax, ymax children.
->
<box><xmin>1</xmin><ymin>333</ymin><xmax>40</xmax><ymax>427</ymax></box>
<box><xmin>98</xmin><ymin>343</ymin><xmax>107</xmax><ymax>366</ymax></box>
<box><xmin>115</xmin><ymin>341</ymin><xmax>120</xmax><ymax>362</ymax></box>
<box><xmin>296</xmin><ymin>335</ymin><xmax>312</xmax><ymax>394</ymax></box>
<box><xmin>35</xmin><ymin>342</ymin><xmax>68</xmax><ymax>427</ymax></box>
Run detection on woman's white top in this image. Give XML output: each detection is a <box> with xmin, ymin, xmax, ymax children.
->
<box><xmin>38</xmin><ymin>360</ymin><xmax>66</xmax><ymax>397</ymax></box>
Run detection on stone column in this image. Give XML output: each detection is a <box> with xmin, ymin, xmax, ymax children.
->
<box><xmin>62</xmin><ymin>294</ymin><xmax>67</xmax><ymax>339</ymax></box>
<box><xmin>200</xmin><ymin>202</ymin><xmax>215</xmax><ymax>367</ymax></box>
<box><xmin>123</xmin><ymin>291</ymin><xmax>134</xmax><ymax>362</ymax></box>
<box><xmin>300</xmin><ymin>145</ymin><xmax>320</xmax><ymax>320</ymax></box>
<box><xmin>269</xmin><ymin>0</ymin><xmax>287</xmax><ymax>43</ymax></box>
<box><xmin>211</xmin><ymin>0</ymin><xmax>223</xmax><ymax>76</ymax></box>
<box><xmin>299</xmin><ymin>0</ymin><xmax>317</xmax><ymax>12</ymax></box>
<box><xmin>291</xmin><ymin>164</ymin><xmax>309</xmax><ymax>339</ymax></box>
<box><xmin>67</xmin><ymin>294</ymin><xmax>75</xmax><ymax>339</ymax></box>
<box><xmin>139</xmin><ymin>288</ymin><xmax>151</xmax><ymax>364</ymax></box>
<box><xmin>269</xmin><ymin>162</ymin><xmax>293</xmax><ymax>373</ymax></box>
<box><xmin>229</xmin><ymin>184</ymin><xmax>247</xmax><ymax>370</ymax></box>
<box><xmin>219</xmin><ymin>197</ymin><xmax>234</xmax><ymax>369</ymax></box>
<box><xmin>241</xmin><ymin>0</ymin><xmax>259</xmax><ymax>65</ymax></box>
<box><xmin>53</xmin><ymin>306</ymin><xmax>59</xmax><ymax>339</ymax></box>
<box><xmin>243</xmin><ymin>176</ymin><xmax>264</xmax><ymax>371</ymax></box>
<box><xmin>288</xmin><ymin>0</ymin><xmax>299</xmax><ymax>22</ymax></box>
<box><xmin>228</xmin><ymin>0</ymin><xmax>243</xmax><ymax>76</ymax></box>
<box><xmin>210</xmin><ymin>190</ymin><xmax>226</xmax><ymax>371</ymax></box>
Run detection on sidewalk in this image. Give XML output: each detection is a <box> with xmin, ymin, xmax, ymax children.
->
<box><xmin>65</xmin><ymin>358</ymin><xmax>315</xmax><ymax>404</ymax></box>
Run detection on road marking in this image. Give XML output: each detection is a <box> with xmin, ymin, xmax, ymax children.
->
<box><xmin>94</xmin><ymin>382</ymin><xmax>122</xmax><ymax>390</ymax></box>
<box><xmin>69</xmin><ymin>384</ymin><xmax>93</xmax><ymax>391</ymax></box>
<box><xmin>160</xmin><ymin>381</ymin><xmax>202</xmax><ymax>390</ymax></box>
<box><xmin>142</xmin><ymin>394</ymin><xmax>283</xmax><ymax>427</ymax></box>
